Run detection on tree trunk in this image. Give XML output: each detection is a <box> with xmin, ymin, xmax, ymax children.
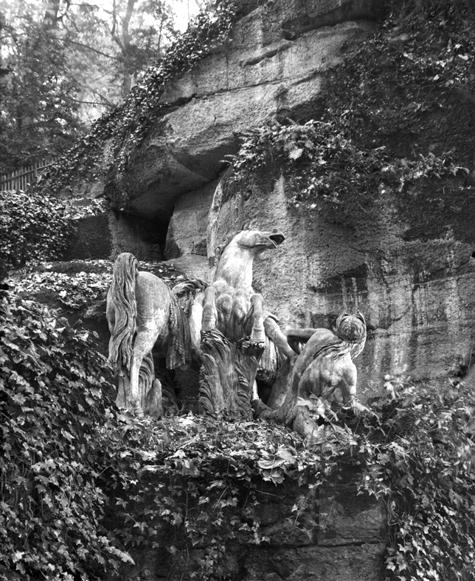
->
<box><xmin>111</xmin><ymin>0</ymin><xmax>136</xmax><ymax>98</ymax></box>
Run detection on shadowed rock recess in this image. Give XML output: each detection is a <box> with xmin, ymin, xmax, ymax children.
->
<box><xmin>92</xmin><ymin>1</ymin><xmax>474</xmax><ymax>579</ymax></box>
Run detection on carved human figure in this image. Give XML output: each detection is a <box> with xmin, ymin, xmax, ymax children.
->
<box><xmin>254</xmin><ymin>312</ymin><xmax>367</xmax><ymax>441</ymax></box>
<box><xmin>286</xmin><ymin>312</ymin><xmax>367</xmax><ymax>408</ymax></box>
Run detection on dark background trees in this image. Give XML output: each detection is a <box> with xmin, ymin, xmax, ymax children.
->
<box><xmin>0</xmin><ymin>0</ymin><xmax>197</xmax><ymax>174</ymax></box>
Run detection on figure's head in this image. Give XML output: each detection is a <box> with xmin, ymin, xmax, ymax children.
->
<box><xmin>333</xmin><ymin>311</ymin><xmax>366</xmax><ymax>342</ymax></box>
<box><xmin>232</xmin><ymin>230</ymin><xmax>285</xmax><ymax>254</ymax></box>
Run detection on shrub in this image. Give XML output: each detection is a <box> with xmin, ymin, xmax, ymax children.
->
<box><xmin>2</xmin><ymin>282</ymin><xmax>473</xmax><ymax>580</ymax></box>
<box><xmin>228</xmin><ymin>119</ymin><xmax>468</xmax><ymax>225</ymax></box>
<box><xmin>0</xmin><ymin>288</ymin><xmax>130</xmax><ymax>580</ymax></box>
<box><xmin>0</xmin><ymin>190</ymin><xmax>72</xmax><ymax>268</ymax></box>
<box><xmin>356</xmin><ymin>378</ymin><xmax>475</xmax><ymax>581</ymax></box>
<box><xmin>228</xmin><ymin>0</ymin><xmax>474</xmax><ymax>227</ymax></box>
<box><xmin>96</xmin><ymin>414</ymin><xmax>341</xmax><ymax>580</ymax></box>
<box><xmin>0</xmin><ymin>190</ymin><xmax>106</xmax><ymax>269</ymax></box>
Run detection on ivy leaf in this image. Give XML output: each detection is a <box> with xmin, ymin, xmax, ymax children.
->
<box><xmin>288</xmin><ymin>147</ymin><xmax>304</xmax><ymax>160</ymax></box>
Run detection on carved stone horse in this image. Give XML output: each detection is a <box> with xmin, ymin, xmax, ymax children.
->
<box><xmin>106</xmin><ymin>253</ymin><xmax>192</xmax><ymax>416</ymax></box>
<box><xmin>202</xmin><ymin>230</ymin><xmax>295</xmax><ymax>355</ymax></box>
<box><xmin>197</xmin><ymin>230</ymin><xmax>296</xmax><ymax>417</ymax></box>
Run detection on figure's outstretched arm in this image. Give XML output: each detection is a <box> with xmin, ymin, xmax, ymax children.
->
<box><xmin>264</xmin><ymin>316</ymin><xmax>297</xmax><ymax>360</ymax></box>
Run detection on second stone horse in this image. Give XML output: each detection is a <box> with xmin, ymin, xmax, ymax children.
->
<box><xmin>198</xmin><ymin>229</ymin><xmax>295</xmax><ymax>360</ymax></box>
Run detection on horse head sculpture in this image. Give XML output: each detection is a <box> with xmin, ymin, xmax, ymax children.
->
<box><xmin>198</xmin><ymin>229</ymin><xmax>296</xmax><ymax>417</ymax></box>
<box><xmin>213</xmin><ymin>230</ymin><xmax>285</xmax><ymax>292</ymax></box>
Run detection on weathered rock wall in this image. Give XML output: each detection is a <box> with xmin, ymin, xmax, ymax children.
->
<box><xmin>108</xmin><ymin>0</ymin><xmax>379</xmax><ymax>241</ymax></box>
<box><xmin>103</xmin><ymin>0</ymin><xmax>475</xmax><ymax>389</ymax></box>
<box><xmin>147</xmin><ymin>159</ymin><xmax>475</xmax><ymax>391</ymax></box>
<box><xmin>206</xmin><ymin>170</ymin><xmax>475</xmax><ymax>391</ymax></box>
<box><xmin>164</xmin><ymin>181</ymin><xmax>217</xmax><ymax>259</ymax></box>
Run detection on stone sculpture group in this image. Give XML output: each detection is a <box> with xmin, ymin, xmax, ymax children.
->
<box><xmin>106</xmin><ymin>229</ymin><xmax>367</xmax><ymax>440</ymax></box>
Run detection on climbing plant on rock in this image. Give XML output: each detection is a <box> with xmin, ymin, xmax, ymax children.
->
<box><xmin>36</xmin><ymin>0</ymin><xmax>239</xmax><ymax>201</ymax></box>
<box><xmin>1</xmin><ymin>276</ymin><xmax>472</xmax><ymax>580</ymax></box>
<box><xmin>229</xmin><ymin>0</ymin><xmax>474</xmax><ymax>228</ymax></box>
<box><xmin>0</xmin><ymin>288</ymin><xmax>131</xmax><ymax>580</ymax></box>
<box><xmin>228</xmin><ymin>119</ymin><xmax>468</xmax><ymax>225</ymax></box>
<box><xmin>92</xmin><ymin>378</ymin><xmax>474</xmax><ymax>581</ymax></box>
<box><xmin>355</xmin><ymin>378</ymin><xmax>475</xmax><ymax>581</ymax></box>
<box><xmin>96</xmin><ymin>413</ymin><xmax>347</xmax><ymax>580</ymax></box>
<box><xmin>0</xmin><ymin>190</ymin><xmax>106</xmax><ymax>269</ymax></box>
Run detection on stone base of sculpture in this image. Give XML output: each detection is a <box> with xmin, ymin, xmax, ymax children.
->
<box><xmin>199</xmin><ymin>329</ymin><xmax>264</xmax><ymax>419</ymax></box>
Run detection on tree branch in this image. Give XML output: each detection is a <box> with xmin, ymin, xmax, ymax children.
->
<box><xmin>67</xmin><ymin>38</ymin><xmax>120</xmax><ymax>60</ymax></box>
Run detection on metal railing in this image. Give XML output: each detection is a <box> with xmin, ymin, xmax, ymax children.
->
<box><xmin>0</xmin><ymin>159</ymin><xmax>52</xmax><ymax>191</ymax></box>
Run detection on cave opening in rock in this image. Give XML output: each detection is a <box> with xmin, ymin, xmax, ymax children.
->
<box><xmin>110</xmin><ymin>208</ymin><xmax>172</xmax><ymax>262</ymax></box>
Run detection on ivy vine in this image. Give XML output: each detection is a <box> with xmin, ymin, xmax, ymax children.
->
<box><xmin>228</xmin><ymin>0</ymin><xmax>475</xmax><ymax>228</ymax></box>
<box><xmin>227</xmin><ymin>119</ymin><xmax>469</xmax><ymax>225</ymax></box>
<box><xmin>0</xmin><ymin>288</ymin><xmax>128</xmax><ymax>580</ymax></box>
<box><xmin>2</xmin><ymin>280</ymin><xmax>473</xmax><ymax>579</ymax></box>
<box><xmin>0</xmin><ymin>190</ymin><xmax>106</xmax><ymax>269</ymax></box>
<box><xmin>36</xmin><ymin>0</ymin><xmax>240</xmax><ymax>200</ymax></box>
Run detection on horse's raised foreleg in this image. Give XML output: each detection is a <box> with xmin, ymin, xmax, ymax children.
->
<box><xmin>264</xmin><ymin>316</ymin><xmax>297</xmax><ymax>360</ymax></box>
<box><xmin>129</xmin><ymin>325</ymin><xmax>160</xmax><ymax>415</ymax></box>
<box><xmin>250</xmin><ymin>293</ymin><xmax>265</xmax><ymax>345</ymax></box>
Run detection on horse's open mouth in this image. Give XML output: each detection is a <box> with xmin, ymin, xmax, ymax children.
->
<box><xmin>268</xmin><ymin>233</ymin><xmax>285</xmax><ymax>246</ymax></box>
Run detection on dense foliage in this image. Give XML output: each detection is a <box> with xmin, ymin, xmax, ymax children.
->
<box><xmin>0</xmin><ymin>289</ymin><xmax>129</xmax><ymax>580</ymax></box>
<box><xmin>11</xmin><ymin>269</ymin><xmax>112</xmax><ymax>311</ymax></box>
<box><xmin>228</xmin><ymin>119</ymin><xmax>468</xmax><ymax>225</ymax></box>
<box><xmin>96</xmin><ymin>415</ymin><xmax>334</xmax><ymax>579</ymax></box>
<box><xmin>230</xmin><ymin>0</ymin><xmax>475</xmax><ymax>229</ymax></box>
<box><xmin>95</xmin><ymin>379</ymin><xmax>474</xmax><ymax>580</ymax></box>
<box><xmin>2</xmin><ymin>277</ymin><xmax>473</xmax><ymax>580</ymax></box>
<box><xmin>0</xmin><ymin>190</ymin><xmax>105</xmax><ymax>268</ymax></box>
<box><xmin>0</xmin><ymin>0</ymin><xmax>181</xmax><ymax>173</ymax></box>
<box><xmin>0</xmin><ymin>1</ymin><xmax>85</xmax><ymax>173</ymax></box>
<box><xmin>358</xmin><ymin>379</ymin><xmax>475</xmax><ymax>581</ymax></box>
<box><xmin>2</xmin><ymin>2</ymin><xmax>473</xmax><ymax>578</ymax></box>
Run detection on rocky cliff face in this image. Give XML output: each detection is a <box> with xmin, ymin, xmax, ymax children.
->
<box><xmin>105</xmin><ymin>0</ymin><xmax>475</xmax><ymax>393</ymax></box>
<box><xmin>107</xmin><ymin>0</ymin><xmax>379</xmax><ymax>233</ymax></box>
<box><xmin>209</xmin><ymin>169</ymin><xmax>475</xmax><ymax>393</ymax></box>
